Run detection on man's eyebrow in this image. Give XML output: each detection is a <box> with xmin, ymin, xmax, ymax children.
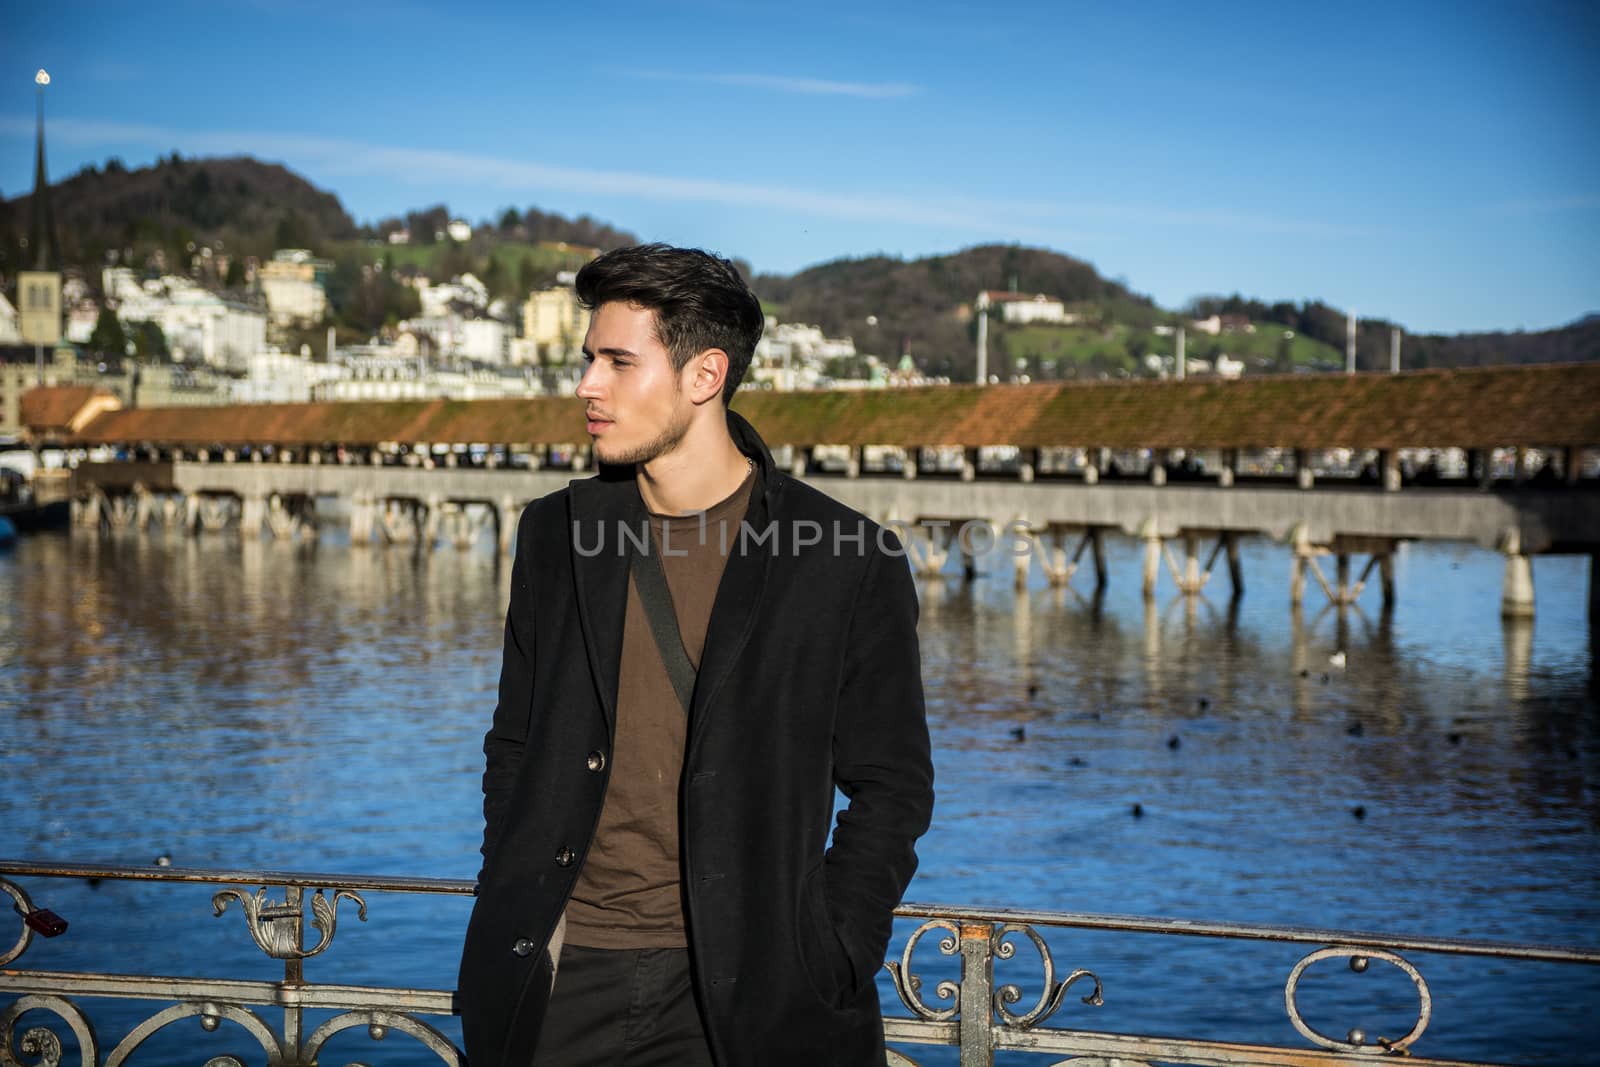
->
<box><xmin>582</xmin><ymin>345</ymin><xmax>640</xmax><ymax>359</ymax></box>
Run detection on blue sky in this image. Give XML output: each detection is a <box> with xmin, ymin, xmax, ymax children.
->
<box><xmin>2</xmin><ymin>0</ymin><xmax>1597</xmax><ymax>334</ymax></box>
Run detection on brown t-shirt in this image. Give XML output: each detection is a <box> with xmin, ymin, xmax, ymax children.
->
<box><xmin>564</xmin><ymin>464</ymin><xmax>757</xmax><ymax>948</ymax></box>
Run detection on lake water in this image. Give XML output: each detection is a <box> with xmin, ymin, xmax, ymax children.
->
<box><xmin>1</xmin><ymin>523</ymin><xmax>1596</xmax><ymax>1065</ymax></box>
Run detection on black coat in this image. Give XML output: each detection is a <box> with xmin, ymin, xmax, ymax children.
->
<box><xmin>457</xmin><ymin>411</ymin><xmax>935</xmax><ymax>1066</ymax></box>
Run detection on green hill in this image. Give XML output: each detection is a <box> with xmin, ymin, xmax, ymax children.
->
<box><xmin>0</xmin><ymin>154</ymin><xmax>357</xmax><ymax>278</ymax></box>
<box><xmin>754</xmin><ymin>244</ymin><xmax>1158</xmax><ymax>378</ymax></box>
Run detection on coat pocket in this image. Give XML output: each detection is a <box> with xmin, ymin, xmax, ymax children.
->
<box><xmin>795</xmin><ymin>862</ymin><xmax>857</xmax><ymax>1011</ymax></box>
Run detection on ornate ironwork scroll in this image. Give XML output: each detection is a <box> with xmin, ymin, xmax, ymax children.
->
<box><xmin>211</xmin><ymin>886</ymin><xmax>367</xmax><ymax>960</ymax></box>
<box><xmin>302</xmin><ymin>1010</ymin><xmax>463</xmax><ymax>1066</ymax></box>
<box><xmin>991</xmin><ymin>923</ymin><xmax>1103</xmax><ymax>1030</ymax></box>
<box><xmin>884</xmin><ymin>920</ymin><xmax>962</xmax><ymax>1021</ymax></box>
<box><xmin>103</xmin><ymin>1002</ymin><xmax>281</xmax><ymax>1067</ymax></box>
<box><xmin>1</xmin><ymin>880</ymin><xmax>37</xmax><ymax>969</ymax></box>
<box><xmin>1284</xmin><ymin>946</ymin><xmax>1432</xmax><ymax>1053</ymax></box>
<box><xmin>1</xmin><ymin>994</ymin><xmax>98</xmax><ymax>1067</ymax></box>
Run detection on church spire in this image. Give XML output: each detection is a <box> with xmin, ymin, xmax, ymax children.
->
<box><xmin>28</xmin><ymin>69</ymin><xmax>60</xmax><ymax>271</ymax></box>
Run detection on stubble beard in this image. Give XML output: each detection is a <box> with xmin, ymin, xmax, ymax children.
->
<box><xmin>595</xmin><ymin>399</ymin><xmax>694</xmax><ymax>467</ymax></box>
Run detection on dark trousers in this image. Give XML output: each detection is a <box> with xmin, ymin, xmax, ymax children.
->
<box><xmin>531</xmin><ymin>943</ymin><xmax>715</xmax><ymax>1066</ymax></box>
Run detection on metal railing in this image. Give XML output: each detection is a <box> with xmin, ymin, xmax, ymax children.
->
<box><xmin>3</xmin><ymin>860</ymin><xmax>1595</xmax><ymax>1066</ymax></box>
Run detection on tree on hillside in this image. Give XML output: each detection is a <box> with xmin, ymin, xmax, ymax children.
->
<box><xmin>275</xmin><ymin>208</ymin><xmax>310</xmax><ymax>251</ymax></box>
<box><xmin>224</xmin><ymin>257</ymin><xmax>246</xmax><ymax>289</ymax></box>
<box><xmin>519</xmin><ymin>253</ymin><xmax>542</xmax><ymax>296</ymax></box>
<box><xmin>406</xmin><ymin>205</ymin><xmax>451</xmax><ymax>246</ymax></box>
<box><xmin>130</xmin><ymin>320</ymin><xmax>168</xmax><ymax>361</ymax></box>
<box><xmin>87</xmin><ymin>307</ymin><xmax>128</xmax><ymax>355</ymax></box>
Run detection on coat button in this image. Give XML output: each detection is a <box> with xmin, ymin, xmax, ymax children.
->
<box><xmin>511</xmin><ymin>937</ymin><xmax>536</xmax><ymax>958</ymax></box>
<box><xmin>586</xmin><ymin>751</ymin><xmax>606</xmax><ymax>772</ymax></box>
<box><xmin>555</xmin><ymin>847</ymin><xmax>576</xmax><ymax>867</ymax></box>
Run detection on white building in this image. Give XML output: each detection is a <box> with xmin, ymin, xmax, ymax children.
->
<box><xmin>0</xmin><ymin>292</ymin><xmax>20</xmax><ymax>343</ymax></box>
<box><xmin>312</xmin><ymin>354</ymin><xmax>543</xmax><ymax>402</ymax></box>
<box><xmin>750</xmin><ymin>320</ymin><xmax>858</xmax><ymax>390</ymax></box>
<box><xmin>447</xmin><ymin>219</ymin><xmax>472</xmax><ymax>243</ymax></box>
<box><xmin>459</xmin><ymin>318</ymin><xmax>509</xmax><ymax>364</ymax></box>
<box><xmin>417</xmin><ymin>273</ymin><xmax>490</xmax><ymax>318</ymax></box>
<box><xmin>108</xmin><ymin>273</ymin><xmax>269</xmax><ymax>370</ymax></box>
<box><xmin>979</xmin><ymin>291</ymin><xmax>1074</xmax><ymax>325</ymax></box>
<box><xmin>258</xmin><ymin>250</ymin><xmax>330</xmax><ymax>327</ymax></box>
<box><xmin>232</xmin><ymin>349</ymin><xmax>348</xmax><ymax>404</ymax></box>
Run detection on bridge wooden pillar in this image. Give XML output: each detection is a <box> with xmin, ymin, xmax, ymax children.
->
<box><xmin>1019</xmin><ymin>448</ymin><xmax>1036</xmax><ymax>483</ymax></box>
<box><xmin>349</xmin><ymin>492</ymin><xmax>373</xmax><ymax>547</ymax></box>
<box><xmin>1294</xmin><ymin>449</ymin><xmax>1314</xmax><ymax>490</ymax></box>
<box><xmin>239</xmin><ymin>492</ymin><xmax>266</xmax><ymax>540</ymax></box>
<box><xmin>845</xmin><ymin>446</ymin><xmax>861</xmax><ymax>479</ymax></box>
<box><xmin>961</xmin><ymin>449</ymin><xmax>977</xmax><ymax>483</ymax></box>
<box><xmin>1141</xmin><ymin>519</ymin><xmax>1161</xmax><ymax>599</ymax></box>
<box><xmin>902</xmin><ymin>448</ymin><xmax>919</xmax><ymax>480</ymax></box>
<box><xmin>1225</xmin><ymin>532</ymin><xmax>1243</xmax><ymax>598</ymax></box>
<box><xmin>1565</xmin><ymin>446</ymin><xmax>1581</xmax><ymax>487</ymax></box>
<box><xmin>1590</xmin><ymin>551</ymin><xmax>1600</xmax><ymax>622</ymax></box>
<box><xmin>1499</xmin><ymin>527</ymin><xmax>1535</xmax><ymax>619</ymax></box>
<box><xmin>498</xmin><ymin>495</ymin><xmax>519</xmax><ymax>555</ymax></box>
<box><xmin>1218</xmin><ymin>449</ymin><xmax>1236</xmax><ymax>487</ymax></box>
<box><xmin>790</xmin><ymin>447</ymin><xmax>809</xmax><ymax>479</ymax></box>
<box><xmin>1289</xmin><ymin>526</ymin><xmax>1310</xmax><ymax>606</ymax></box>
<box><xmin>1149</xmin><ymin>450</ymin><xmax>1167</xmax><ymax>487</ymax></box>
<box><xmin>1380</xmin><ymin>449</ymin><xmax>1402</xmax><ymax>492</ymax></box>
<box><xmin>1082</xmin><ymin>448</ymin><xmax>1099</xmax><ymax>485</ymax></box>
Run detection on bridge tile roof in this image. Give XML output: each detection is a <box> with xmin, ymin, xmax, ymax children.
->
<box><xmin>51</xmin><ymin>364</ymin><xmax>1600</xmax><ymax>451</ymax></box>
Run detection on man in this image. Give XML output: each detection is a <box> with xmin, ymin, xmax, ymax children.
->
<box><xmin>457</xmin><ymin>244</ymin><xmax>935</xmax><ymax>1066</ymax></box>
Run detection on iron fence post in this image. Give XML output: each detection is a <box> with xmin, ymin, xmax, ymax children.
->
<box><xmin>957</xmin><ymin>919</ymin><xmax>994</xmax><ymax>1067</ymax></box>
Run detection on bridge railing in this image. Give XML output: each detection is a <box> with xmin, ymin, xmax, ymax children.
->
<box><xmin>3</xmin><ymin>860</ymin><xmax>1595</xmax><ymax>1066</ymax></box>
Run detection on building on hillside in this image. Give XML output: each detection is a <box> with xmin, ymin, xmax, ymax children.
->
<box><xmin>522</xmin><ymin>285</ymin><xmax>589</xmax><ymax>364</ymax></box>
<box><xmin>978</xmin><ymin>290</ymin><xmax>1075</xmax><ymax>326</ymax></box>
<box><xmin>108</xmin><ymin>273</ymin><xmax>268</xmax><ymax>370</ymax></box>
<box><xmin>447</xmin><ymin>219</ymin><xmax>472</xmax><ymax>243</ymax></box>
<box><xmin>1215</xmin><ymin>354</ymin><xmax>1245</xmax><ymax>379</ymax></box>
<box><xmin>1191</xmin><ymin>315</ymin><xmax>1222</xmax><ymax>336</ymax></box>
<box><xmin>0</xmin><ymin>292</ymin><xmax>19</xmax><ymax>344</ymax></box>
<box><xmin>232</xmin><ymin>349</ymin><xmax>350</xmax><ymax>405</ymax></box>
<box><xmin>417</xmin><ymin>273</ymin><xmax>490</xmax><ymax>318</ymax></box>
<box><xmin>311</xmin><ymin>355</ymin><xmax>544</xmax><ymax>402</ymax></box>
<box><xmin>258</xmin><ymin>249</ymin><xmax>332</xmax><ymax>327</ymax></box>
<box><xmin>749</xmin><ymin>321</ymin><xmax>858</xmax><ymax>390</ymax></box>
<box><xmin>459</xmin><ymin>318</ymin><xmax>510</xmax><ymax>364</ymax></box>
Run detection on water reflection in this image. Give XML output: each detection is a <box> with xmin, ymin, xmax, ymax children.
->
<box><xmin>1</xmin><ymin>528</ymin><xmax>1596</xmax><ymax>1064</ymax></box>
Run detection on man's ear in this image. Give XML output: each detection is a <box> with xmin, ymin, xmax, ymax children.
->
<box><xmin>685</xmin><ymin>347</ymin><xmax>729</xmax><ymax>406</ymax></box>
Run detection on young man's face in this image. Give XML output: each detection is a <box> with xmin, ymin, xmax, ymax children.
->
<box><xmin>577</xmin><ymin>301</ymin><xmax>694</xmax><ymax>466</ymax></box>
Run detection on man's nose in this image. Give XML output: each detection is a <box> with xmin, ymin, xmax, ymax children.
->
<box><xmin>576</xmin><ymin>364</ymin><xmax>603</xmax><ymax>398</ymax></box>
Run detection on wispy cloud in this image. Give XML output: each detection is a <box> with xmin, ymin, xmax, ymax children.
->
<box><xmin>0</xmin><ymin>116</ymin><xmax>1368</xmax><ymax>241</ymax></box>
<box><xmin>625</xmin><ymin>69</ymin><xmax>921</xmax><ymax>99</ymax></box>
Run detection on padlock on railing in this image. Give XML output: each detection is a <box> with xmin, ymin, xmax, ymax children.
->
<box><xmin>20</xmin><ymin>905</ymin><xmax>68</xmax><ymax>937</ymax></box>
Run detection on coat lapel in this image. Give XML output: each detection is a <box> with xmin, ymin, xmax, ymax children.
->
<box><xmin>567</xmin><ymin>467</ymin><xmax>643</xmax><ymax>736</ymax></box>
<box><xmin>568</xmin><ymin>410</ymin><xmax>784</xmax><ymax>749</ymax></box>
<box><xmin>688</xmin><ymin>411</ymin><xmax>784</xmax><ymax>751</ymax></box>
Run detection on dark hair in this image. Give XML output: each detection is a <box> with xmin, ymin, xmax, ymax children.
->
<box><xmin>575</xmin><ymin>243</ymin><xmax>764</xmax><ymax>404</ymax></box>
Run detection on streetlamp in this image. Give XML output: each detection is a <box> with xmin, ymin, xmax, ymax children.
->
<box><xmin>31</xmin><ymin>69</ymin><xmax>51</xmax><ymax>386</ymax></box>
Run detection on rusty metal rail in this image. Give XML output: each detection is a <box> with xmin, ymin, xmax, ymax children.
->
<box><xmin>3</xmin><ymin>860</ymin><xmax>1595</xmax><ymax>1066</ymax></box>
